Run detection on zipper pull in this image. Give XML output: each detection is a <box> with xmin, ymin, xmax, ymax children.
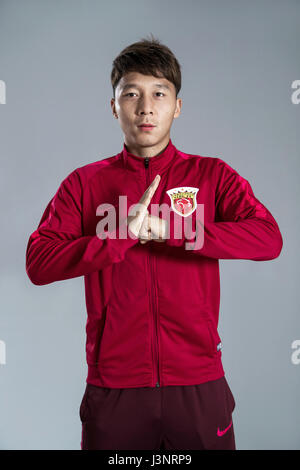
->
<box><xmin>156</xmin><ymin>382</ymin><xmax>160</xmax><ymax>388</ymax></box>
<box><xmin>144</xmin><ymin>157</ymin><xmax>149</xmax><ymax>169</ymax></box>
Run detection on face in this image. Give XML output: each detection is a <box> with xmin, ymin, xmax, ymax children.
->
<box><xmin>111</xmin><ymin>71</ymin><xmax>182</xmax><ymax>157</ymax></box>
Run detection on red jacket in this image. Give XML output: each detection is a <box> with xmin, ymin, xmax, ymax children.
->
<box><xmin>25</xmin><ymin>139</ymin><xmax>283</xmax><ymax>388</ymax></box>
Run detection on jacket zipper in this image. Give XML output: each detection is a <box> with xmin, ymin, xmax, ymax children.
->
<box><xmin>144</xmin><ymin>156</ymin><xmax>160</xmax><ymax>388</ymax></box>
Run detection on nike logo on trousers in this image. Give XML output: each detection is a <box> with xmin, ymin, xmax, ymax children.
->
<box><xmin>217</xmin><ymin>419</ymin><xmax>233</xmax><ymax>437</ymax></box>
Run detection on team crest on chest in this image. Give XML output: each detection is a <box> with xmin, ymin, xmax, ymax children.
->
<box><xmin>166</xmin><ymin>187</ymin><xmax>199</xmax><ymax>217</ymax></box>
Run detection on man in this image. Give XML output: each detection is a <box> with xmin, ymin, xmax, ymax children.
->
<box><xmin>25</xmin><ymin>35</ymin><xmax>283</xmax><ymax>450</ymax></box>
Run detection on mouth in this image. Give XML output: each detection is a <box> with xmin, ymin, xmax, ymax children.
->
<box><xmin>138</xmin><ymin>125</ymin><xmax>156</xmax><ymax>131</ymax></box>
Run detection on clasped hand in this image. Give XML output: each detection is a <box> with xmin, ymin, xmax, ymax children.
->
<box><xmin>126</xmin><ymin>174</ymin><xmax>167</xmax><ymax>244</ymax></box>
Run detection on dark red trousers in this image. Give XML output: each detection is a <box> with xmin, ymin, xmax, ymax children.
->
<box><xmin>79</xmin><ymin>376</ymin><xmax>236</xmax><ymax>450</ymax></box>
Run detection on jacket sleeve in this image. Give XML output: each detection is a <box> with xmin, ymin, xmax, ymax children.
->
<box><xmin>165</xmin><ymin>158</ymin><xmax>283</xmax><ymax>261</ymax></box>
<box><xmin>25</xmin><ymin>169</ymin><xmax>138</xmax><ymax>285</ymax></box>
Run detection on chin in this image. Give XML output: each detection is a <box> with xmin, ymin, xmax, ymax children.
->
<box><xmin>135</xmin><ymin>134</ymin><xmax>157</xmax><ymax>143</ymax></box>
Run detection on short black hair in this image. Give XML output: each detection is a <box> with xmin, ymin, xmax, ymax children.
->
<box><xmin>111</xmin><ymin>33</ymin><xmax>182</xmax><ymax>99</ymax></box>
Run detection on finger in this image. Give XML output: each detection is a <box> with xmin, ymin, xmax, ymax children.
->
<box><xmin>139</xmin><ymin>213</ymin><xmax>152</xmax><ymax>244</ymax></box>
<box><xmin>138</xmin><ymin>212</ymin><xmax>151</xmax><ymax>239</ymax></box>
<box><xmin>140</xmin><ymin>175</ymin><xmax>160</xmax><ymax>208</ymax></box>
<box><xmin>139</xmin><ymin>174</ymin><xmax>161</xmax><ymax>209</ymax></box>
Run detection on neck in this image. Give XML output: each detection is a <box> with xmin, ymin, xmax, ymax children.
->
<box><xmin>124</xmin><ymin>136</ymin><xmax>170</xmax><ymax>158</ymax></box>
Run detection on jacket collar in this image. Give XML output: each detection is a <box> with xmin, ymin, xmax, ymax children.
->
<box><xmin>121</xmin><ymin>138</ymin><xmax>176</xmax><ymax>173</ymax></box>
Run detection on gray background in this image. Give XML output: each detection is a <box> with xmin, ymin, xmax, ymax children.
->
<box><xmin>0</xmin><ymin>0</ymin><xmax>299</xmax><ymax>450</ymax></box>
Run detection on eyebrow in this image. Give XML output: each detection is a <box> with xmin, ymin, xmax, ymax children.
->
<box><xmin>121</xmin><ymin>83</ymin><xmax>171</xmax><ymax>91</ymax></box>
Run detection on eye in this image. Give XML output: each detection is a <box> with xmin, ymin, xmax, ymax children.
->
<box><xmin>124</xmin><ymin>92</ymin><xmax>165</xmax><ymax>97</ymax></box>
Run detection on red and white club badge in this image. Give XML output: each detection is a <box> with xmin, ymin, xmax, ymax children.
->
<box><xmin>166</xmin><ymin>187</ymin><xmax>199</xmax><ymax>217</ymax></box>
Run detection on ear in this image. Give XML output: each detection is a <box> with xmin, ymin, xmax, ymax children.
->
<box><xmin>174</xmin><ymin>98</ymin><xmax>182</xmax><ymax>119</ymax></box>
<box><xmin>111</xmin><ymin>98</ymin><xmax>118</xmax><ymax>118</ymax></box>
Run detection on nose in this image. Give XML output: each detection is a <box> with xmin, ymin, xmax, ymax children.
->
<box><xmin>137</xmin><ymin>95</ymin><xmax>154</xmax><ymax>115</ymax></box>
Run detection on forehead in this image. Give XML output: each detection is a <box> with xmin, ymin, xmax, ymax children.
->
<box><xmin>117</xmin><ymin>71</ymin><xmax>174</xmax><ymax>91</ymax></box>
